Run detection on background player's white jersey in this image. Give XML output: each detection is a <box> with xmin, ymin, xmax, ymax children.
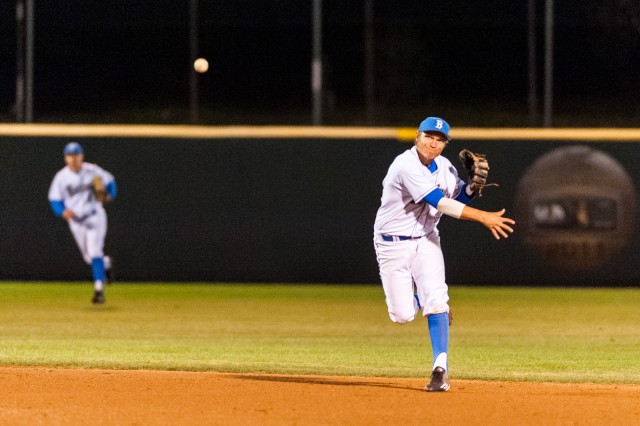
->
<box><xmin>48</xmin><ymin>162</ymin><xmax>114</xmax><ymax>219</ymax></box>
<box><xmin>374</xmin><ymin>146</ymin><xmax>466</xmax><ymax>237</ymax></box>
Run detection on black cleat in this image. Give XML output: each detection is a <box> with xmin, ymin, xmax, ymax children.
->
<box><xmin>425</xmin><ymin>367</ymin><xmax>450</xmax><ymax>392</ymax></box>
<box><xmin>92</xmin><ymin>290</ymin><xmax>105</xmax><ymax>304</ymax></box>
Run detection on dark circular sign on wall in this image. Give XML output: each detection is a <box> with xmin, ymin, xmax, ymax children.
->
<box><xmin>514</xmin><ymin>145</ymin><xmax>636</xmax><ymax>272</ymax></box>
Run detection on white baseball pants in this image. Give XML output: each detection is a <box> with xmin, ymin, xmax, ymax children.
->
<box><xmin>374</xmin><ymin>232</ymin><xmax>450</xmax><ymax>323</ymax></box>
<box><xmin>68</xmin><ymin>208</ymin><xmax>107</xmax><ymax>265</ymax></box>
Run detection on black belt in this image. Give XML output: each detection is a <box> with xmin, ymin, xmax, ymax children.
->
<box><xmin>381</xmin><ymin>234</ymin><xmax>423</xmax><ymax>242</ymax></box>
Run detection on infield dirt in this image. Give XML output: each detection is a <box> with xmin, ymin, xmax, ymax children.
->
<box><xmin>1</xmin><ymin>367</ymin><xmax>638</xmax><ymax>425</ymax></box>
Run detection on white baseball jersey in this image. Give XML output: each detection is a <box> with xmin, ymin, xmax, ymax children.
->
<box><xmin>374</xmin><ymin>146</ymin><xmax>466</xmax><ymax>238</ymax></box>
<box><xmin>48</xmin><ymin>162</ymin><xmax>114</xmax><ymax>220</ymax></box>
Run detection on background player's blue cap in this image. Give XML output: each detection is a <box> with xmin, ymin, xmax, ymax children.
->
<box><xmin>63</xmin><ymin>142</ymin><xmax>84</xmax><ymax>155</ymax></box>
<box><xmin>418</xmin><ymin>117</ymin><xmax>451</xmax><ymax>141</ymax></box>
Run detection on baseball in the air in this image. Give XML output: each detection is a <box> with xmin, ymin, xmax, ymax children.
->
<box><xmin>193</xmin><ymin>57</ymin><xmax>209</xmax><ymax>73</ymax></box>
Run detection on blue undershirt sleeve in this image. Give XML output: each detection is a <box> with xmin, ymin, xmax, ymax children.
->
<box><xmin>50</xmin><ymin>200</ymin><xmax>65</xmax><ymax>217</ymax></box>
<box><xmin>423</xmin><ymin>188</ymin><xmax>445</xmax><ymax>208</ymax></box>
<box><xmin>455</xmin><ymin>184</ymin><xmax>474</xmax><ymax>205</ymax></box>
<box><xmin>106</xmin><ymin>181</ymin><xmax>117</xmax><ymax>199</ymax></box>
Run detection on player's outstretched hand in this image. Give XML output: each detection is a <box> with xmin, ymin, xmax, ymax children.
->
<box><xmin>480</xmin><ymin>209</ymin><xmax>515</xmax><ymax>240</ymax></box>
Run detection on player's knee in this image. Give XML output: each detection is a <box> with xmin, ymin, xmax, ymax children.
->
<box><xmin>87</xmin><ymin>250</ymin><xmax>104</xmax><ymax>263</ymax></box>
<box><xmin>389</xmin><ymin>310</ymin><xmax>415</xmax><ymax>324</ymax></box>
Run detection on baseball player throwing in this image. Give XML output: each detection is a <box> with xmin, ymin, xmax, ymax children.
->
<box><xmin>373</xmin><ymin>117</ymin><xmax>515</xmax><ymax>392</ymax></box>
<box><xmin>48</xmin><ymin>142</ymin><xmax>117</xmax><ymax>304</ymax></box>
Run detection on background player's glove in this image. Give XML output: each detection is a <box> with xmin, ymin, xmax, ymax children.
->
<box><xmin>92</xmin><ymin>175</ymin><xmax>109</xmax><ymax>204</ymax></box>
<box><xmin>458</xmin><ymin>148</ymin><xmax>498</xmax><ymax>197</ymax></box>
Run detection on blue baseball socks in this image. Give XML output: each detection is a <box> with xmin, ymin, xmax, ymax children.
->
<box><xmin>91</xmin><ymin>257</ymin><xmax>105</xmax><ymax>291</ymax></box>
<box><xmin>428</xmin><ymin>312</ymin><xmax>449</xmax><ymax>371</ymax></box>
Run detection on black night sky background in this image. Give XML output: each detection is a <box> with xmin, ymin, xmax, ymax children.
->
<box><xmin>1</xmin><ymin>1</ymin><xmax>639</xmax><ymax>126</ymax></box>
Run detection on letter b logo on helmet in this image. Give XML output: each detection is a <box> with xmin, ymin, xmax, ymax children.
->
<box><xmin>435</xmin><ymin>119</ymin><xmax>443</xmax><ymax>129</ymax></box>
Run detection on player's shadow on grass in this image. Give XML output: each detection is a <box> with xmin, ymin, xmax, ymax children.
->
<box><xmin>229</xmin><ymin>374</ymin><xmax>423</xmax><ymax>392</ymax></box>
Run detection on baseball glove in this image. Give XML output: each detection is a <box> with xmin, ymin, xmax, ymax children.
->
<box><xmin>92</xmin><ymin>175</ymin><xmax>109</xmax><ymax>204</ymax></box>
<box><xmin>458</xmin><ymin>148</ymin><xmax>498</xmax><ymax>197</ymax></box>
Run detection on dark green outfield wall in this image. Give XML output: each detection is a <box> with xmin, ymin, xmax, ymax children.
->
<box><xmin>1</xmin><ymin>136</ymin><xmax>639</xmax><ymax>285</ymax></box>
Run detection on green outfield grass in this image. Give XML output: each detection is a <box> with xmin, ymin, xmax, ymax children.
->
<box><xmin>1</xmin><ymin>282</ymin><xmax>639</xmax><ymax>384</ymax></box>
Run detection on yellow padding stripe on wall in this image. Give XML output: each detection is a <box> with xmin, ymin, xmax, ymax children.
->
<box><xmin>1</xmin><ymin>123</ymin><xmax>640</xmax><ymax>141</ymax></box>
<box><xmin>399</xmin><ymin>127</ymin><xmax>640</xmax><ymax>141</ymax></box>
<box><xmin>0</xmin><ymin>124</ymin><xmax>396</xmax><ymax>139</ymax></box>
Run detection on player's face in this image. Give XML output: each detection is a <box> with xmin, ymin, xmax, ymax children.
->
<box><xmin>65</xmin><ymin>153</ymin><xmax>84</xmax><ymax>172</ymax></box>
<box><xmin>415</xmin><ymin>131</ymin><xmax>448</xmax><ymax>163</ymax></box>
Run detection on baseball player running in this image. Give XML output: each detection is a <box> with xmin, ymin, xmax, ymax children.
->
<box><xmin>48</xmin><ymin>142</ymin><xmax>117</xmax><ymax>304</ymax></box>
<box><xmin>373</xmin><ymin>117</ymin><xmax>515</xmax><ymax>392</ymax></box>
